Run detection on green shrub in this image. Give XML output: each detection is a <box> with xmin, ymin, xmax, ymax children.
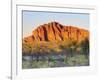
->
<box><xmin>67</xmin><ymin>54</ymin><xmax>89</xmax><ymax>66</ymax></box>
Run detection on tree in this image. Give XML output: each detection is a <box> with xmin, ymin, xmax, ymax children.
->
<box><xmin>78</xmin><ymin>38</ymin><xmax>89</xmax><ymax>55</ymax></box>
<box><xmin>22</xmin><ymin>43</ymin><xmax>32</xmax><ymax>56</ymax></box>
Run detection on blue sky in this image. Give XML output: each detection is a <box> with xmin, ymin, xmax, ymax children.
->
<box><xmin>23</xmin><ymin>11</ymin><xmax>89</xmax><ymax>37</ymax></box>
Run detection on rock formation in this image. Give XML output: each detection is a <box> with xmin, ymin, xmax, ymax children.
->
<box><xmin>23</xmin><ymin>22</ymin><xmax>89</xmax><ymax>44</ymax></box>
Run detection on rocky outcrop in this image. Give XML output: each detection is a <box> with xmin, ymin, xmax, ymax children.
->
<box><xmin>23</xmin><ymin>22</ymin><xmax>89</xmax><ymax>44</ymax></box>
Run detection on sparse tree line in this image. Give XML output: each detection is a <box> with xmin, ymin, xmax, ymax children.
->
<box><xmin>22</xmin><ymin>38</ymin><xmax>89</xmax><ymax>62</ymax></box>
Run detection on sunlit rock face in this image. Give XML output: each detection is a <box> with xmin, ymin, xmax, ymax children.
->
<box><xmin>23</xmin><ymin>21</ymin><xmax>89</xmax><ymax>44</ymax></box>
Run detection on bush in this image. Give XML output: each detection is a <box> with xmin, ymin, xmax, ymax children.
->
<box><xmin>22</xmin><ymin>60</ymin><xmax>32</xmax><ymax>69</ymax></box>
<box><xmin>67</xmin><ymin>54</ymin><xmax>89</xmax><ymax>66</ymax></box>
